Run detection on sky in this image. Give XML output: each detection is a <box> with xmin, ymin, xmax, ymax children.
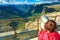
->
<box><xmin>0</xmin><ymin>0</ymin><xmax>60</xmax><ymax>4</ymax></box>
<box><xmin>15</xmin><ymin>0</ymin><xmax>42</xmax><ymax>2</ymax></box>
<box><xmin>0</xmin><ymin>0</ymin><xmax>49</xmax><ymax>2</ymax></box>
<box><xmin>0</xmin><ymin>0</ymin><xmax>59</xmax><ymax>2</ymax></box>
<box><xmin>14</xmin><ymin>0</ymin><xmax>60</xmax><ymax>2</ymax></box>
<box><xmin>0</xmin><ymin>0</ymin><xmax>45</xmax><ymax>4</ymax></box>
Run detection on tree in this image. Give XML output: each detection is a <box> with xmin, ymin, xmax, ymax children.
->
<box><xmin>8</xmin><ymin>21</ymin><xmax>19</xmax><ymax>40</ymax></box>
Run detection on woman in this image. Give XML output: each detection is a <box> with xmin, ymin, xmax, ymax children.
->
<box><xmin>38</xmin><ymin>20</ymin><xmax>60</xmax><ymax>40</ymax></box>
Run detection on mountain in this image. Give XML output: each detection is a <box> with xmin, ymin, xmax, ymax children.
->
<box><xmin>0</xmin><ymin>2</ymin><xmax>60</xmax><ymax>20</ymax></box>
<box><xmin>0</xmin><ymin>4</ymin><xmax>44</xmax><ymax>19</ymax></box>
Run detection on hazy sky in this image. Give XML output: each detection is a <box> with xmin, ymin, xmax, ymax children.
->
<box><xmin>0</xmin><ymin>0</ymin><xmax>59</xmax><ymax>3</ymax></box>
<box><xmin>15</xmin><ymin>0</ymin><xmax>44</xmax><ymax>2</ymax></box>
<box><xmin>15</xmin><ymin>0</ymin><xmax>55</xmax><ymax>1</ymax></box>
<box><xmin>2</xmin><ymin>0</ymin><xmax>45</xmax><ymax>2</ymax></box>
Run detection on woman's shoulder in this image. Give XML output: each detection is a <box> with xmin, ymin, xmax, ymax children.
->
<box><xmin>51</xmin><ymin>32</ymin><xmax>60</xmax><ymax>40</ymax></box>
<box><xmin>38</xmin><ymin>31</ymin><xmax>45</xmax><ymax>40</ymax></box>
<box><xmin>54</xmin><ymin>32</ymin><xmax>60</xmax><ymax>37</ymax></box>
<box><xmin>38</xmin><ymin>31</ymin><xmax>45</xmax><ymax>36</ymax></box>
<box><xmin>45</xmin><ymin>32</ymin><xmax>60</xmax><ymax>40</ymax></box>
<box><xmin>48</xmin><ymin>32</ymin><xmax>60</xmax><ymax>38</ymax></box>
<box><xmin>38</xmin><ymin>30</ymin><xmax>45</xmax><ymax>34</ymax></box>
<box><xmin>52</xmin><ymin>32</ymin><xmax>60</xmax><ymax>35</ymax></box>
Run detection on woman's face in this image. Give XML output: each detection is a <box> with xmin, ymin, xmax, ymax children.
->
<box><xmin>44</xmin><ymin>20</ymin><xmax>57</xmax><ymax>32</ymax></box>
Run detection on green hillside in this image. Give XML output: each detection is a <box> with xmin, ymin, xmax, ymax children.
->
<box><xmin>0</xmin><ymin>4</ymin><xmax>60</xmax><ymax>32</ymax></box>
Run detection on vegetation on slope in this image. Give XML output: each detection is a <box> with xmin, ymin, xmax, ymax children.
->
<box><xmin>0</xmin><ymin>4</ymin><xmax>60</xmax><ymax>32</ymax></box>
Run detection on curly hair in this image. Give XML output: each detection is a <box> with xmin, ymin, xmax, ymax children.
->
<box><xmin>44</xmin><ymin>20</ymin><xmax>57</xmax><ymax>32</ymax></box>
